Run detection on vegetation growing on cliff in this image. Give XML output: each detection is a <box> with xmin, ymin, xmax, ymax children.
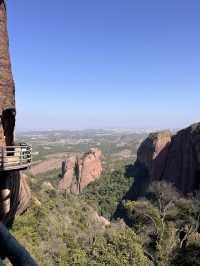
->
<box><xmin>82</xmin><ymin>167</ymin><xmax>134</xmax><ymax>219</ymax></box>
<box><xmin>122</xmin><ymin>182</ymin><xmax>200</xmax><ymax>266</ymax></box>
<box><xmin>10</xmin><ymin>166</ymin><xmax>200</xmax><ymax>266</ymax></box>
<box><xmin>11</xmin><ymin>191</ymin><xmax>152</xmax><ymax>266</ymax></box>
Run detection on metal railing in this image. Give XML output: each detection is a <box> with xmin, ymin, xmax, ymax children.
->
<box><xmin>0</xmin><ymin>144</ymin><xmax>32</xmax><ymax>171</ymax></box>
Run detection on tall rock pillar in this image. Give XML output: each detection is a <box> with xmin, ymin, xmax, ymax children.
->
<box><xmin>0</xmin><ymin>0</ymin><xmax>19</xmax><ymax>227</ymax></box>
<box><xmin>0</xmin><ymin>0</ymin><xmax>15</xmax><ymax>146</ymax></box>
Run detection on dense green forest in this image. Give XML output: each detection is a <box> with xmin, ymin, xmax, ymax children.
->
<box><xmin>82</xmin><ymin>167</ymin><xmax>134</xmax><ymax>219</ymax></box>
<box><xmin>10</xmin><ymin>166</ymin><xmax>200</xmax><ymax>266</ymax></box>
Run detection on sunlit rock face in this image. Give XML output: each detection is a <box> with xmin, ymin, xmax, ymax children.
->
<box><xmin>137</xmin><ymin>131</ymin><xmax>172</xmax><ymax>181</ymax></box>
<box><xmin>80</xmin><ymin>148</ymin><xmax>103</xmax><ymax>191</ymax></box>
<box><xmin>58</xmin><ymin>148</ymin><xmax>103</xmax><ymax>194</ymax></box>
<box><xmin>0</xmin><ymin>0</ymin><xmax>15</xmax><ymax>146</ymax></box>
<box><xmin>137</xmin><ymin>123</ymin><xmax>200</xmax><ymax>194</ymax></box>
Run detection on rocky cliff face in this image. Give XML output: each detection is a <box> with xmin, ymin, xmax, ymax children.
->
<box><xmin>137</xmin><ymin>131</ymin><xmax>172</xmax><ymax>181</ymax></box>
<box><xmin>0</xmin><ymin>0</ymin><xmax>16</xmax><ymax>146</ymax></box>
<box><xmin>137</xmin><ymin>123</ymin><xmax>200</xmax><ymax>194</ymax></box>
<box><xmin>0</xmin><ymin>0</ymin><xmax>15</xmax><ymax>109</ymax></box>
<box><xmin>0</xmin><ymin>1</ymin><xmax>32</xmax><ymax>228</ymax></box>
<box><xmin>58</xmin><ymin>148</ymin><xmax>103</xmax><ymax>194</ymax></box>
<box><xmin>0</xmin><ymin>1</ymin><xmax>19</xmax><ymax>227</ymax></box>
<box><xmin>17</xmin><ymin>174</ymin><xmax>31</xmax><ymax>215</ymax></box>
<box><xmin>0</xmin><ymin>172</ymin><xmax>31</xmax><ymax>226</ymax></box>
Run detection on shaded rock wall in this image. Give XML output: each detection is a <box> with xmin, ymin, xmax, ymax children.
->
<box><xmin>58</xmin><ymin>156</ymin><xmax>77</xmax><ymax>193</ymax></box>
<box><xmin>0</xmin><ymin>171</ymin><xmax>20</xmax><ymax>227</ymax></box>
<box><xmin>58</xmin><ymin>148</ymin><xmax>103</xmax><ymax>194</ymax></box>
<box><xmin>0</xmin><ymin>172</ymin><xmax>32</xmax><ymax>226</ymax></box>
<box><xmin>0</xmin><ymin>1</ymin><xmax>30</xmax><ymax>226</ymax></box>
<box><xmin>17</xmin><ymin>174</ymin><xmax>32</xmax><ymax>215</ymax></box>
<box><xmin>137</xmin><ymin>123</ymin><xmax>200</xmax><ymax>194</ymax></box>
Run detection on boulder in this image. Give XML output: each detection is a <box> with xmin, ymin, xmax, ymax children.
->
<box><xmin>93</xmin><ymin>211</ymin><xmax>110</xmax><ymax>227</ymax></box>
<box><xmin>41</xmin><ymin>181</ymin><xmax>55</xmax><ymax>192</ymax></box>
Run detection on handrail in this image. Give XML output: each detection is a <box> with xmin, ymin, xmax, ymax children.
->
<box><xmin>0</xmin><ymin>144</ymin><xmax>32</xmax><ymax>171</ymax></box>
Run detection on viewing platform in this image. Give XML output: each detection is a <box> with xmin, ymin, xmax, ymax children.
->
<box><xmin>0</xmin><ymin>144</ymin><xmax>32</xmax><ymax>171</ymax></box>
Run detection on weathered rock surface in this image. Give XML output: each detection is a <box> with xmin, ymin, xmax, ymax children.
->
<box><xmin>93</xmin><ymin>211</ymin><xmax>110</xmax><ymax>227</ymax></box>
<box><xmin>58</xmin><ymin>156</ymin><xmax>77</xmax><ymax>193</ymax></box>
<box><xmin>137</xmin><ymin>123</ymin><xmax>200</xmax><ymax>194</ymax></box>
<box><xmin>0</xmin><ymin>0</ymin><xmax>16</xmax><ymax>146</ymax></box>
<box><xmin>0</xmin><ymin>0</ymin><xmax>15</xmax><ymax>111</ymax></box>
<box><xmin>0</xmin><ymin>1</ymin><xmax>30</xmax><ymax>227</ymax></box>
<box><xmin>137</xmin><ymin>130</ymin><xmax>172</xmax><ymax>181</ymax></box>
<box><xmin>80</xmin><ymin>148</ymin><xmax>102</xmax><ymax>191</ymax></box>
<box><xmin>32</xmin><ymin>196</ymin><xmax>41</xmax><ymax>208</ymax></box>
<box><xmin>0</xmin><ymin>172</ymin><xmax>31</xmax><ymax>225</ymax></box>
<box><xmin>58</xmin><ymin>148</ymin><xmax>103</xmax><ymax>194</ymax></box>
<box><xmin>17</xmin><ymin>174</ymin><xmax>31</xmax><ymax>215</ymax></box>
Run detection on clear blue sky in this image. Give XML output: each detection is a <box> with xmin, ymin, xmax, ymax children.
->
<box><xmin>7</xmin><ymin>0</ymin><xmax>200</xmax><ymax>131</ymax></box>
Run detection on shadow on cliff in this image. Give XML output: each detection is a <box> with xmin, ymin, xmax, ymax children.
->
<box><xmin>112</xmin><ymin>140</ymin><xmax>173</xmax><ymax>224</ymax></box>
<box><xmin>113</xmin><ymin>124</ymin><xmax>200</xmax><ymax>224</ymax></box>
<box><xmin>124</xmin><ymin>161</ymin><xmax>150</xmax><ymax>201</ymax></box>
<box><xmin>112</xmin><ymin>160</ymin><xmax>150</xmax><ymax>224</ymax></box>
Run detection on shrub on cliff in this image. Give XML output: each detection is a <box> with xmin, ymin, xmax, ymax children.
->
<box><xmin>11</xmin><ymin>189</ymin><xmax>153</xmax><ymax>266</ymax></box>
<box><xmin>82</xmin><ymin>168</ymin><xmax>133</xmax><ymax>219</ymax></box>
<box><xmin>171</xmin><ymin>244</ymin><xmax>200</xmax><ymax>266</ymax></box>
<box><xmin>123</xmin><ymin>200</ymin><xmax>177</xmax><ymax>266</ymax></box>
<box><xmin>88</xmin><ymin>227</ymin><xmax>153</xmax><ymax>266</ymax></box>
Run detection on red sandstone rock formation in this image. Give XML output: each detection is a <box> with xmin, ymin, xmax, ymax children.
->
<box><xmin>137</xmin><ymin>123</ymin><xmax>200</xmax><ymax>194</ymax></box>
<box><xmin>137</xmin><ymin>131</ymin><xmax>172</xmax><ymax>181</ymax></box>
<box><xmin>17</xmin><ymin>174</ymin><xmax>31</xmax><ymax>215</ymax></box>
<box><xmin>163</xmin><ymin>123</ymin><xmax>200</xmax><ymax>193</ymax></box>
<box><xmin>0</xmin><ymin>0</ymin><xmax>19</xmax><ymax>226</ymax></box>
<box><xmin>58</xmin><ymin>148</ymin><xmax>103</xmax><ymax>194</ymax></box>
<box><xmin>80</xmin><ymin>148</ymin><xmax>103</xmax><ymax>191</ymax></box>
<box><xmin>0</xmin><ymin>0</ymin><xmax>16</xmax><ymax>146</ymax></box>
<box><xmin>0</xmin><ymin>172</ymin><xmax>32</xmax><ymax>225</ymax></box>
<box><xmin>58</xmin><ymin>156</ymin><xmax>77</xmax><ymax>192</ymax></box>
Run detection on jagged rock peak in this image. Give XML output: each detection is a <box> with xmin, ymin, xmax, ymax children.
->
<box><xmin>58</xmin><ymin>148</ymin><xmax>103</xmax><ymax>194</ymax></box>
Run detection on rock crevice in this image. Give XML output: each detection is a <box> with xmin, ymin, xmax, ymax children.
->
<box><xmin>58</xmin><ymin>148</ymin><xmax>103</xmax><ymax>194</ymax></box>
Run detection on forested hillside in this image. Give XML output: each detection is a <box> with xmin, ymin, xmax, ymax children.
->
<box><xmin>10</xmin><ymin>162</ymin><xmax>200</xmax><ymax>266</ymax></box>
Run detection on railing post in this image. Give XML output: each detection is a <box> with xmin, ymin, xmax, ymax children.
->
<box><xmin>1</xmin><ymin>146</ymin><xmax>4</xmax><ymax>169</ymax></box>
<box><xmin>19</xmin><ymin>147</ymin><xmax>23</xmax><ymax>165</ymax></box>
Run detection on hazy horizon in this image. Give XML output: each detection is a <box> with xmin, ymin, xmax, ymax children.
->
<box><xmin>15</xmin><ymin>124</ymin><xmax>193</xmax><ymax>134</ymax></box>
<box><xmin>8</xmin><ymin>1</ymin><xmax>200</xmax><ymax>131</ymax></box>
